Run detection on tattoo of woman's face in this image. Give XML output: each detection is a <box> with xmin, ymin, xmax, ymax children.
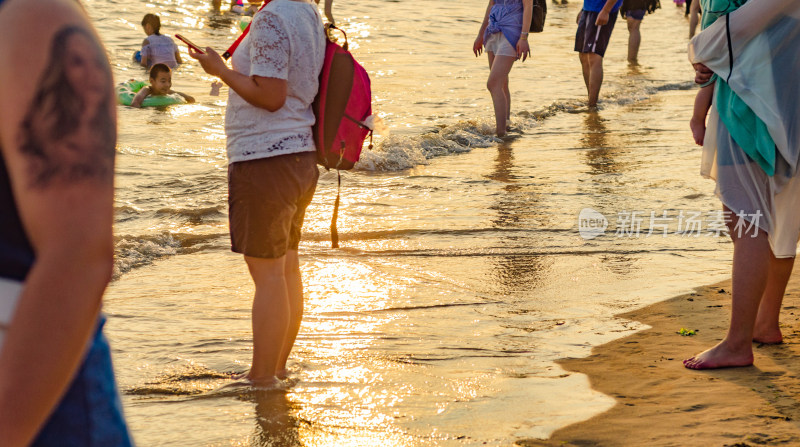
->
<box><xmin>18</xmin><ymin>26</ymin><xmax>116</xmax><ymax>189</ymax></box>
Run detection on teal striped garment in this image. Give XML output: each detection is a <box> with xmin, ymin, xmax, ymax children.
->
<box><xmin>701</xmin><ymin>0</ymin><xmax>777</xmax><ymax>176</ymax></box>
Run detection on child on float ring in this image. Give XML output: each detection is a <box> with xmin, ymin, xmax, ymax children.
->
<box><xmin>131</xmin><ymin>63</ymin><xmax>194</xmax><ymax>108</ymax></box>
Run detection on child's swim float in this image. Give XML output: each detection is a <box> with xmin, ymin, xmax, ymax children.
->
<box><xmin>134</xmin><ymin>50</ymin><xmax>142</xmax><ymax>63</ymax></box>
<box><xmin>116</xmin><ymin>80</ymin><xmax>186</xmax><ymax>107</ymax></box>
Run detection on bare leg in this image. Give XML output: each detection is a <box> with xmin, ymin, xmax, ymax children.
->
<box><xmin>579</xmin><ymin>52</ymin><xmax>590</xmax><ymax>94</ymax></box>
<box><xmin>684</xmin><ymin>208</ymin><xmax>771</xmax><ymax>369</ymax></box>
<box><xmin>626</xmin><ymin>17</ymin><xmax>642</xmax><ymax>64</ymax></box>
<box><xmin>504</xmin><ymin>77</ymin><xmax>511</xmax><ymax>129</ymax></box>
<box><xmin>487</xmin><ymin>54</ymin><xmax>516</xmax><ymax>137</ymax></box>
<box><xmin>753</xmin><ymin>254</ymin><xmax>794</xmax><ymax>344</ymax></box>
<box><xmin>276</xmin><ymin>249</ymin><xmax>304</xmax><ymax>377</ymax></box>
<box><xmin>488</xmin><ymin>53</ymin><xmax>512</xmax><ymax>129</ymax></box>
<box><xmin>244</xmin><ymin>255</ymin><xmax>290</xmax><ymax>385</ymax></box>
<box><xmin>582</xmin><ymin>52</ymin><xmax>604</xmax><ymax>108</ymax></box>
<box><xmin>688</xmin><ymin>0</ymin><xmax>701</xmax><ymax>38</ymax></box>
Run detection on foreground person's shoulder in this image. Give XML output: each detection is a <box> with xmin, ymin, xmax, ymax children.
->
<box><xmin>0</xmin><ymin>0</ymin><xmax>94</xmax><ymax>38</ymax></box>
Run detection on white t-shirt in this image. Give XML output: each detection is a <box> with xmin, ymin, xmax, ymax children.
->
<box><xmin>225</xmin><ymin>0</ymin><xmax>325</xmax><ymax>163</ymax></box>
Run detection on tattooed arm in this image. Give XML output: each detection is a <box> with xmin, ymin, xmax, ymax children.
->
<box><xmin>0</xmin><ymin>1</ymin><xmax>116</xmax><ymax>445</ymax></box>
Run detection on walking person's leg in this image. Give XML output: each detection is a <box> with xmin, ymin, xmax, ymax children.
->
<box><xmin>576</xmin><ymin>11</ymin><xmax>592</xmax><ymax>105</ymax></box>
<box><xmin>626</xmin><ymin>15</ymin><xmax>642</xmax><ymax>64</ymax></box>
<box><xmin>579</xmin><ymin>52</ymin><xmax>590</xmax><ymax>94</ymax></box>
<box><xmin>487</xmin><ymin>54</ymin><xmax>516</xmax><ymax>136</ymax></box>
<box><xmin>504</xmin><ymin>76</ymin><xmax>511</xmax><ymax>130</ymax></box>
<box><xmin>585</xmin><ymin>53</ymin><xmax>604</xmax><ymax>108</ymax></box>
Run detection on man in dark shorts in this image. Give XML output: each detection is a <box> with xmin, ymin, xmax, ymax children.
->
<box><xmin>575</xmin><ymin>0</ymin><xmax>623</xmax><ymax>107</ymax></box>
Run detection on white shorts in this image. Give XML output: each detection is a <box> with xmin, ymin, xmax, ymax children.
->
<box><xmin>485</xmin><ymin>32</ymin><xmax>517</xmax><ymax>58</ymax></box>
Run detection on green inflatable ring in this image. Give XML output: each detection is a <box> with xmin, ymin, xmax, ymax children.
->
<box><xmin>116</xmin><ymin>80</ymin><xmax>186</xmax><ymax>107</ymax></box>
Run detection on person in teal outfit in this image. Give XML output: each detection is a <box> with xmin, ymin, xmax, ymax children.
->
<box><xmin>684</xmin><ymin>0</ymin><xmax>800</xmax><ymax>370</ymax></box>
<box><xmin>689</xmin><ymin>0</ymin><xmax>775</xmax><ymax>181</ymax></box>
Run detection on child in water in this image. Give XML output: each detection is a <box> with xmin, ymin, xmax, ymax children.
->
<box><xmin>131</xmin><ymin>64</ymin><xmax>195</xmax><ymax>108</ymax></box>
<box><xmin>140</xmin><ymin>13</ymin><xmax>182</xmax><ymax>69</ymax></box>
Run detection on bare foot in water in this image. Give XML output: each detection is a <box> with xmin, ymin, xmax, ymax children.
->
<box><xmin>497</xmin><ymin>133</ymin><xmax>521</xmax><ymax>142</ymax></box>
<box><xmin>683</xmin><ymin>340</ymin><xmax>754</xmax><ymax>370</ymax></box>
<box><xmin>232</xmin><ymin>370</ymin><xmax>280</xmax><ymax>388</ymax></box>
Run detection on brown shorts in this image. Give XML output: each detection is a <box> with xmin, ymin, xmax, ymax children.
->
<box><xmin>228</xmin><ymin>151</ymin><xmax>319</xmax><ymax>259</ymax></box>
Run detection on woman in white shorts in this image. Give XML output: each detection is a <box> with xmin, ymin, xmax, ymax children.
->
<box><xmin>473</xmin><ymin>0</ymin><xmax>533</xmax><ymax>138</ymax></box>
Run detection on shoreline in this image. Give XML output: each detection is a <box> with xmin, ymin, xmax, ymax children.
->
<box><xmin>519</xmin><ymin>264</ymin><xmax>800</xmax><ymax>446</ymax></box>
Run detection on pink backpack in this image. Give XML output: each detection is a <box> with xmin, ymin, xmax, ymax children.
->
<box><xmin>224</xmin><ymin>16</ymin><xmax>373</xmax><ymax>248</ymax></box>
<box><xmin>312</xmin><ymin>25</ymin><xmax>373</xmax><ymax>248</ymax></box>
<box><xmin>312</xmin><ymin>25</ymin><xmax>373</xmax><ymax>171</ymax></box>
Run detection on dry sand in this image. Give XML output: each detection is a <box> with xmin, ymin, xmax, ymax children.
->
<box><xmin>520</xmin><ymin>265</ymin><xmax>800</xmax><ymax>447</ymax></box>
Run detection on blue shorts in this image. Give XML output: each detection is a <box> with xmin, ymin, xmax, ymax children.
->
<box><xmin>622</xmin><ymin>9</ymin><xmax>646</xmax><ymax>19</ymax></box>
<box><xmin>574</xmin><ymin>9</ymin><xmax>619</xmax><ymax>57</ymax></box>
<box><xmin>32</xmin><ymin>317</ymin><xmax>133</xmax><ymax>447</ymax></box>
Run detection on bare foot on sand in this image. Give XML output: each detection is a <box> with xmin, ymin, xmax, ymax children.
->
<box><xmin>753</xmin><ymin>326</ymin><xmax>783</xmax><ymax>344</ymax></box>
<box><xmin>683</xmin><ymin>340</ymin><xmax>754</xmax><ymax>370</ymax></box>
<box><xmin>690</xmin><ymin>117</ymin><xmax>705</xmax><ymax>145</ymax></box>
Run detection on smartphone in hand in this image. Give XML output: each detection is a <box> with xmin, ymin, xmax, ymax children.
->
<box><xmin>175</xmin><ymin>34</ymin><xmax>205</xmax><ymax>54</ymax></box>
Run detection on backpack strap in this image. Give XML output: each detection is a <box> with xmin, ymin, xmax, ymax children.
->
<box><xmin>222</xmin><ymin>1</ymin><xmax>271</xmax><ymax>60</ymax></box>
<box><xmin>327</xmin><ymin>24</ymin><xmax>348</xmax><ymax>51</ymax></box>
<box><xmin>330</xmin><ymin>169</ymin><xmax>341</xmax><ymax>248</ymax></box>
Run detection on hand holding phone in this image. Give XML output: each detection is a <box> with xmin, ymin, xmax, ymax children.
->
<box><xmin>186</xmin><ymin>38</ymin><xmax>226</xmax><ymax>79</ymax></box>
<box><xmin>176</xmin><ymin>34</ymin><xmax>205</xmax><ymax>54</ymax></box>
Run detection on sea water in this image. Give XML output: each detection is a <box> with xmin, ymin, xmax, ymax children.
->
<box><xmin>87</xmin><ymin>0</ymin><xmax>732</xmax><ymax>445</ymax></box>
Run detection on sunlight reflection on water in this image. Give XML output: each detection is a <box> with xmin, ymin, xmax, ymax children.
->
<box><xmin>89</xmin><ymin>0</ymin><xmax>736</xmax><ymax>445</ymax></box>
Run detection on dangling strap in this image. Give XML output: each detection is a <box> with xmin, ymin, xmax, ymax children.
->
<box><xmin>330</xmin><ymin>170</ymin><xmax>341</xmax><ymax>248</ymax></box>
<box><xmin>222</xmin><ymin>0</ymin><xmax>271</xmax><ymax>60</ymax></box>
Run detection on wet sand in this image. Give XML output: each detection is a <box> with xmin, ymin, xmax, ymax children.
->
<box><xmin>521</xmin><ymin>264</ymin><xmax>800</xmax><ymax>447</ymax></box>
